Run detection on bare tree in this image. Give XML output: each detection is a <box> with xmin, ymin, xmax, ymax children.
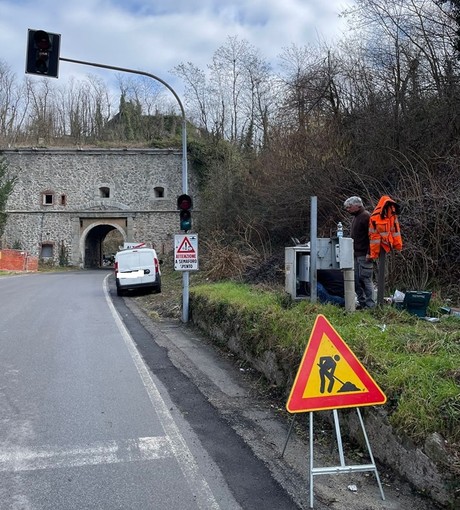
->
<box><xmin>0</xmin><ymin>62</ymin><xmax>29</xmax><ymax>146</ymax></box>
<box><xmin>25</xmin><ymin>78</ymin><xmax>56</xmax><ymax>144</ymax></box>
<box><xmin>174</xmin><ymin>62</ymin><xmax>212</xmax><ymax>132</ymax></box>
<box><xmin>115</xmin><ymin>74</ymin><xmax>167</xmax><ymax>115</ymax></box>
<box><xmin>175</xmin><ymin>36</ymin><xmax>276</xmax><ymax>148</ymax></box>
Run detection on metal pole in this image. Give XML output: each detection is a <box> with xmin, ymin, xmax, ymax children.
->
<box><xmin>333</xmin><ymin>409</ymin><xmax>346</xmax><ymax>466</ymax></box>
<box><xmin>281</xmin><ymin>415</ymin><xmax>297</xmax><ymax>457</ymax></box>
<box><xmin>309</xmin><ymin>412</ymin><xmax>314</xmax><ymax>508</ymax></box>
<box><xmin>343</xmin><ymin>268</ymin><xmax>356</xmax><ymax>312</ymax></box>
<box><xmin>60</xmin><ymin>57</ymin><xmax>190</xmax><ymax>321</ymax></box>
<box><xmin>181</xmin><ymin>118</ymin><xmax>190</xmax><ymax>323</ymax></box>
<box><xmin>181</xmin><ymin>117</ymin><xmax>188</xmax><ymax>194</ymax></box>
<box><xmin>377</xmin><ymin>251</ymin><xmax>386</xmax><ymax>306</ymax></box>
<box><xmin>356</xmin><ymin>408</ymin><xmax>386</xmax><ymax>500</ymax></box>
<box><xmin>310</xmin><ymin>197</ymin><xmax>317</xmax><ymax>303</ymax></box>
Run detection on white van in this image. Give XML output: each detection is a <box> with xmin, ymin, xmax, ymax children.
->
<box><xmin>114</xmin><ymin>247</ymin><xmax>161</xmax><ymax>296</ymax></box>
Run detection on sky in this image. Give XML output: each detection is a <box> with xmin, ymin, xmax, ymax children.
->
<box><xmin>0</xmin><ymin>0</ymin><xmax>353</xmax><ymax>102</ymax></box>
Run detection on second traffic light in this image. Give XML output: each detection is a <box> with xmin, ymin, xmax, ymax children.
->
<box><xmin>26</xmin><ymin>29</ymin><xmax>61</xmax><ymax>78</ymax></box>
<box><xmin>177</xmin><ymin>194</ymin><xmax>193</xmax><ymax>232</ymax></box>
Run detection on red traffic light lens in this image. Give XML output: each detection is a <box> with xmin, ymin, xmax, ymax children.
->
<box><xmin>177</xmin><ymin>194</ymin><xmax>192</xmax><ymax>210</ymax></box>
<box><xmin>34</xmin><ymin>30</ymin><xmax>51</xmax><ymax>51</ymax></box>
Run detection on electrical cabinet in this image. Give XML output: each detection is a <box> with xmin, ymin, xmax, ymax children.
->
<box><xmin>285</xmin><ymin>238</ymin><xmax>354</xmax><ymax>299</ymax></box>
<box><xmin>285</xmin><ymin>246</ymin><xmax>311</xmax><ymax>299</ymax></box>
<box><xmin>317</xmin><ymin>237</ymin><xmax>354</xmax><ymax>270</ymax></box>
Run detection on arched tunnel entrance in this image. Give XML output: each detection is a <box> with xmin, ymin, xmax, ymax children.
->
<box><xmin>84</xmin><ymin>224</ymin><xmax>124</xmax><ymax>268</ymax></box>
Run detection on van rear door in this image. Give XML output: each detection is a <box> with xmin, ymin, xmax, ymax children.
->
<box><xmin>116</xmin><ymin>249</ymin><xmax>156</xmax><ymax>288</ymax></box>
<box><xmin>138</xmin><ymin>249</ymin><xmax>156</xmax><ymax>285</ymax></box>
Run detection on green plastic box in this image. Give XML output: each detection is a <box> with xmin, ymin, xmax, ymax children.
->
<box><xmin>401</xmin><ymin>291</ymin><xmax>432</xmax><ymax>317</ymax></box>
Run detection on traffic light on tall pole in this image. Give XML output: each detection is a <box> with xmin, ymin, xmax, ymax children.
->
<box><xmin>26</xmin><ymin>29</ymin><xmax>61</xmax><ymax>78</ymax></box>
<box><xmin>177</xmin><ymin>194</ymin><xmax>192</xmax><ymax>232</ymax></box>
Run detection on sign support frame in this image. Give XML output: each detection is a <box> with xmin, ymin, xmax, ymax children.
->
<box><xmin>308</xmin><ymin>408</ymin><xmax>385</xmax><ymax>508</ymax></box>
<box><xmin>284</xmin><ymin>314</ymin><xmax>387</xmax><ymax>507</ymax></box>
<box><xmin>282</xmin><ymin>408</ymin><xmax>385</xmax><ymax>508</ymax></box>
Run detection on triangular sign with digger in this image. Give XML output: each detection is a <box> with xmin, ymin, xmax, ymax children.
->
<box><xmin>287</xmin><ymin>315</ymin><xmax>386</xmax><ymax>413</ymax></box>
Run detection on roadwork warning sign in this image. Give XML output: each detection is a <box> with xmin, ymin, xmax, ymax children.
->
<box><xmin>174</xmin><ymin>234</ymin><xmax>198</xmax><ymax>271</ymax></box>
<box><xmin>286</xmin><ymin>314</ymin><xmax>386</xmax><ymax>413</ymax></box>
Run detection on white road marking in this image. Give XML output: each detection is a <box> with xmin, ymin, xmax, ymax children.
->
<box><xmin>103</xmin><ymin>276</ymin><xmax>221</xmax><ymax>510</ymax></box>
<box><xmin>0</xmin><ymin>436</ymin><xmax>172</xmax><ymax>472</ymax></box>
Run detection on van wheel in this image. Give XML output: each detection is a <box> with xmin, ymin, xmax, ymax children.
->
<box><xmin>116</xmin><ymin>286</ymin><xmax>123</xmax><ymax>296</ymax></box>
<box><xmin>150</xmin><ymin>286</ymin><xmax>161</xmax><ymax>294</ymax></box>
<box><xmin>152</xmin><ymin>276</ymin><xmax>161</xmax><ymax>294</ymax></box>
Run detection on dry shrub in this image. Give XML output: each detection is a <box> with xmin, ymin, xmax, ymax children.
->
<box><xmin>388</xmin><ymin>154</ymin><xmax>460</xmax><ymax>297</ymax></box>
<box><xmin>201</xmin><ymin>230</ymin><xmax>260</xmax><ymax>281</ymax></box>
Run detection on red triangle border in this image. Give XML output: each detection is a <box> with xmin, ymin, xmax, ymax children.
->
<box><xmin>286</xmin><ymin>315</ymin><xmax>387</xmax><ymax>413</ymax></box>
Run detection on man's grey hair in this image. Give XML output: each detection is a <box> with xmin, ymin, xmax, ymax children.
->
<box><xmin>343</xmin><ymin>196</ymin><xmax>363</xmax><ymax>208</ymax></box>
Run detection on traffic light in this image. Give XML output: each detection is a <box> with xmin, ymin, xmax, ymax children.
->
<box><xmin>26</xmin><ymin>29</ymin><xmax>61</xmax><ymax>78</ymax></box>
<box><xmin>177</xmin><ymin>194</ymin><xmax>192</xmax><ymax>232</ymax></box>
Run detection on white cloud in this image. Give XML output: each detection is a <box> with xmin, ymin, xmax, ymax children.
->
<box><xmin>0</xmin><ymin>0</ymin><xmax>353</xmax><ymax>98</ymax></box>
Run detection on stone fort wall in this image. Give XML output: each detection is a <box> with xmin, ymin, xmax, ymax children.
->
<box><xmin>1</xmin><ymin>148</ymin><xmax>194</xmax><ymax>266</ymax></box>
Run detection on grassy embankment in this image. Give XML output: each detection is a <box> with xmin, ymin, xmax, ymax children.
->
<box><xmin>136</xmin><ymin>257</ymin><xmax>460</xmax><ymax>472</ymax></box>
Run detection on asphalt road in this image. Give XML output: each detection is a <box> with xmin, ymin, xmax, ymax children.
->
<box><xmin>0</xmin><ymin>270</ymin><xmax>299</xmax><ymax>509</ymax></box>
<box><xmin>0</xmin><ymin>270</ymin><xmax>440</xmax><ymax>510</ymax></box>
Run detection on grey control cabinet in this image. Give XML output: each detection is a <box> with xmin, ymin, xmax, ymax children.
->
<box><xmin>285</xmin><ymin>238</ymin><xmax>354</xmax><ymax>299</ymax></box>
<box><xmin>285</xmin><ymin>245</ymin><xmax>311</xmax><ymax>299</ymax></box>
<box><xmin>317</xmin><ymin>237</ymin><xmax>354</xmax><ymax>271</ymax></box>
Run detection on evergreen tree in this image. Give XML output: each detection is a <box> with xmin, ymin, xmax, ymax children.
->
<box><xmin>0</xmin><ymin>156</ymin><xmax>16</xmax><ymax>240</ymax></box>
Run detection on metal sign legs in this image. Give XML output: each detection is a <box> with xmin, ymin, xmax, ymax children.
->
<box><xmin>283</xmin><ymin>409</ymin><xmax>386</xmax><ymax>508</ymax></box>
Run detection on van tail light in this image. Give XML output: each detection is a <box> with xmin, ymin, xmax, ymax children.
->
<box><xmin>154</xmin><ymin>258</ymin><xmax>159</xmax><ymax>274</ymax></box>
<box><xmin>114</xmin><ymin>261</ymin><xmax>118</xmax><ymax>272</ymax></box>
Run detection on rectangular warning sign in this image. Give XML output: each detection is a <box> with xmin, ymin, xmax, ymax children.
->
<box><xmin>174</xmin><ymin>234</ymin><xmax>199</xmax><ymax>271</ymax></box>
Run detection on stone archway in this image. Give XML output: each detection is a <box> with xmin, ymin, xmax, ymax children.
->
<box><xmin>80</xmin><ymin>222</ymin><xmax>126</xmax><ymax>268</ymax></box>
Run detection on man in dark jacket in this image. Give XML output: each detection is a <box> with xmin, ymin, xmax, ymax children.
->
<box><xmin>344</xmin><ymin>196</ymin><xmax>375</xmax><ymax>309</ymax></box>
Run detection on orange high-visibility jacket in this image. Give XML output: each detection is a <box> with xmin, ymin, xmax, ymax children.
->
<box><xmin>368</xmin><ymin>195</ymin><xmax>402</xmax><ymax>260</ymax></box>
